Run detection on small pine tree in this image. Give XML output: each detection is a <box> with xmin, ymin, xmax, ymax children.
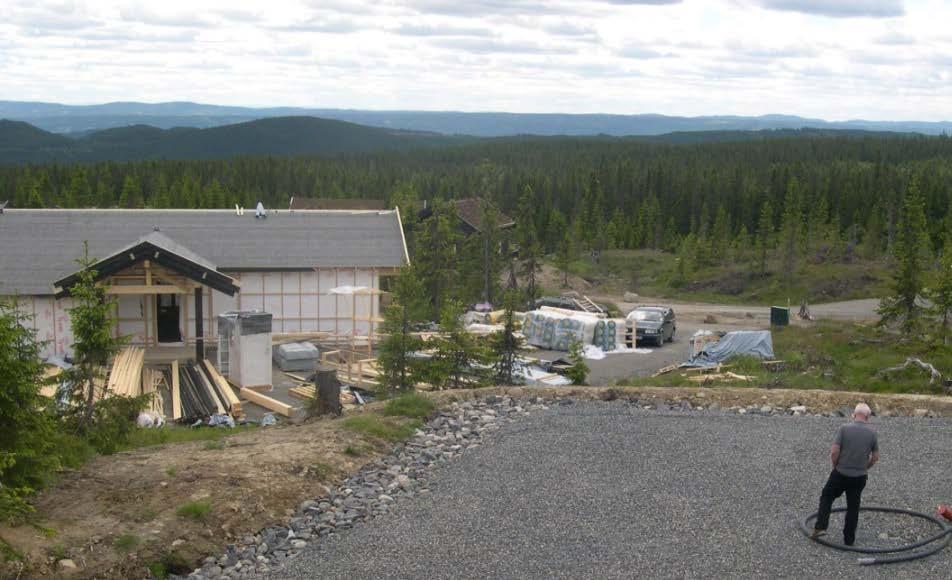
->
<box><xmin>416</xmin><ymin>200</ymin><xmax>460</xmax><ymax>321</ymax></box>
<box><xmin>0</xmin><ymin>299</ymin><xmax>59</xmax><ymax>521</ymax></box>
<box><xmin>427</xmin><ymin>300</ymin><xmax>491</xmax><ymax>390</ymax></box>
<box><xmin>516</xmin><ymin>186</ymin><xmax>542</xmax><ymax>306</ymax></box>
<box><xmin>928</xmin><ymin>232</ymin><xmax>952</xmax><ymax>343</ymax></box>
<box><xmin>757</xmin><ymin>200</ymin><xmax>773</xmax><ymax>275</ymax></box>
<box><xmin>878</xmin><ymin>182</ymin><xmax>931</xmax><ymax>331</ymax></box>
<box><xmin>378</xmin><ymin>266</ymin><xmax>427</xmax><ymax>392</ymax></box>
<box><xmin>62</xmin><ymin>244</ymin><xmax>128</xmax><ymax>430</ymax></box>
<box><xmin>491</xmin><ymin>292</ymin><xmax>524</xmax><ymax>385</ymax></box>
<box><xmin>565</xmin><ymin>340</ymin><xmax>589</xmax><ymax>386</ymax></box>
<box><xmin>779</xmin><ymin>178</ymin><xmax>803</xmax><ymax>279</ymax></box>
<box><xmin>556</xmin><ymin>235</ymin><xmax>572</xmax><ymax>288</ymax></box>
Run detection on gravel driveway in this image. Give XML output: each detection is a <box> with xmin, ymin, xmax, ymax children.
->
<box><xmin>278</xmin><ymin>402</ymin><xmax>951</xmax><ymax>579</ymax></box>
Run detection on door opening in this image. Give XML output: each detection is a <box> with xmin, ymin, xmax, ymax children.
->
<box><xmin>157</xmin><ymin>294</ymin><xmax>182</xmax><ymax>343</ymax></box>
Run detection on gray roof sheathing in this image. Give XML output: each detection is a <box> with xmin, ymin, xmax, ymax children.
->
<box><xmin>0</xmin><ymin>209</ymin><xmax>407</xmax><ymax>295</ymax></box>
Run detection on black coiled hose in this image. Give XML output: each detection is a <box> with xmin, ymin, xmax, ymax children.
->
<box><xmin>800</xmin><ymin>506</ymin><xmax>952</xmax><ymax>565</ymax></box>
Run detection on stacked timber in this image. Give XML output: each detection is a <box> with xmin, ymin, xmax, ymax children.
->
<box><xmin>106</xmin><ymin>347</ymin><xmax>145</xmax><ymax>397</ymax></box>
<box><xmin>164</xmin><ymin>361</ymin><xmax>243</xmax><ymax>421</ymax></box>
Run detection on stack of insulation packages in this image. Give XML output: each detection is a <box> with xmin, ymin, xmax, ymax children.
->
<box><xmin>522</xmin><ymin>307</ymin><xmax>630</xmax><ymax>352</ymax></box>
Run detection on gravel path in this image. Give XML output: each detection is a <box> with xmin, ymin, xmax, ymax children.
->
<box><xmin>278</xmin><ymin>402</ymin><xmax>951</xmax><ymax>579</ymax></box>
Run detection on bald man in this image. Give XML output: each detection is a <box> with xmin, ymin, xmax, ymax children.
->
<box><xmin>812</xmin><ymin>403</ymin><xmax>880</xmax><ymax>546</ymax></box>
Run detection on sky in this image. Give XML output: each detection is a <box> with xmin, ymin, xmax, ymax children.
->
<box><xmin>1</xmin><ymin>0</ymin><xmax>950</xmax><ymax>121</ymax></box>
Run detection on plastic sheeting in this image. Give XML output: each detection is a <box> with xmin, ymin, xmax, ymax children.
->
<box><xmin>687</xmin><ymin>330</ymin><xmax>774</xmax><ymax>367</ymax></box>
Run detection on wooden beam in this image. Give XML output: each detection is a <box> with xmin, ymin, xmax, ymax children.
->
<box><xmin>171</xmin><ymin>359</ymin><xmax>182</xmax><ymax>420</ymax></box>
<box><xmin>106</xmin><ymin>285</ymin><xmax>187</xmax><ymax>295</ymax></box>
<box><xmin>240</xmin><ymin>387</ymin><xmax>293</xmax><ymax>417</ymax></box>
<box><xmin>203</xmin><ymin>359</ymin><xmax>241</xmax><ymax>415</ymax></box>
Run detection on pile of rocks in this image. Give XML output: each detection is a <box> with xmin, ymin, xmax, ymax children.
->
<box><xmin>183</xmin><ymin>395</ymin><xmax>549</xmax><ymax>580</ymax></box>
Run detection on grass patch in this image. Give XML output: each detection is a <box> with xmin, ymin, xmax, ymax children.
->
<box><xmin>202</xmin><ymin>440</ymin><xmax>226</xmax><ymax>451</ymax></box>
<box><xmin>176</xmin><ymin>500</ymin><xmax>211</xmax><ymax>522</ymax></box>
<box><xmin>113</xmin><ymin>533</ymin><xmax>139</xmax><ymax>553</ymax></box>
<box><xmin>307</xmin><ymin>462</ymin><xmax>336</xmax><ymax>479</ymax></box>
<box><xmin>344</xmin><ymin>444</ymin><xmax>368</xmax><ymax>457</ymax></box>
<box><xmin>626</xmin><ymin>321</ymin><xmax>951</xmax><ymax>395</ymax></box>
<box><xmin>343</xmin><ymin>414</ymin><xmax>422</xmax><ymax>442</ymax></box>
<box><xmin>1</xmin><ymin>536</ymin><xmax>23</xmax><ymax>562</ymax></box>
<box><xmin>383</xmin><ymin>393</ymin><xmax>436</xmax><ymax>419</ymax></box>
<box><xmin>148</xmin><ymin>551</ymin><xmax>191</xmax><ymax>579</ymax></box>
<box><xmin>552</xmin><ymin>249</ymin><xmax>891</xmax><ymax>306</ymax></box>
<box><xmin>29</xmin><ymin>523</ymin><xmax>57</xmax><ymax>538</ymax></box>
<box><xmin>46</xmin><ymin>544</ymin><xmax>67</xmax><ymax>561</ymax></box>
<box><xmin>118</xmin><ymin>425</ymin><xmax>255</xmax><ymax>452</ymax></box>
<box><xmin>165</xmin><ymin>467</ymin><xmax>177</xmax><ymax>477</ymax></box>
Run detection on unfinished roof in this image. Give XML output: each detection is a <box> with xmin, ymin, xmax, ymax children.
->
<box><xmin>0</xmin><ymin>209</ymin><xmax>408</xmax><ymax>295</ymax></box>
<box><xmin>54</xmin><ymin>232</ymin><xmax>240</xmax><ymax>297</ymax></box>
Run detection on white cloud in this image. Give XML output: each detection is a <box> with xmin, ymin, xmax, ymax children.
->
<box><xmin>0</xmin><ymin>0</ymin><xmax>948</xmax><ymax>122</ymax></box>
<box><xmin>754</xmin><ymin>0</ymin><xmax>905</xmax><ymax>18</ymax></box>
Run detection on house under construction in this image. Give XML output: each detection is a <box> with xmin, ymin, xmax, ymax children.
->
<box><xmin>0</xmin><ymin>208</ymin><xmax>409</xmax><ymax>359</ymax></box>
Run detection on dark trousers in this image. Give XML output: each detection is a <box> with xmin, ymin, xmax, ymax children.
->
<box><xmin>815</xmin><ymin>469</ymin><xmax>867</xmax><ymax>545</ymax></box>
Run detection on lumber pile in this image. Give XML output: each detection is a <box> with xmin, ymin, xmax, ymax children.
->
<box><xmin>141</xmin><ymin>367</ymin><xmax>167</xmax><ymax>415</ymax></box>
<box><xmin>164</xmin><ymin>361</ymin><xmax>243</xmax><ymax>420</ymax></box>
<box><xmin>107</xmin><ymin>347</ymin><xmax>145</xmax><ymax>397</ymax></box>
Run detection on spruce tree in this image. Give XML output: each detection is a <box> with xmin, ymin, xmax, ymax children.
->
<box><xmin>757</xmin><ymin>200</ymin><xmax>773</xmax><ymax>275</ymax></box>
<box><xmin>878</xmin><ymin>183</ymin><xmax>931</xmax><ymax>331</ymax></box>
<box><xmin>779</xmin><ymin>178</ymin><xmax>803</xmax><ymax>279</ymax></box>
<box><xmin>415</xmin><ymin>200</ymin><xmax>460</xmax><ymax>321</ymax></box>
<box><xmin>491</xmin><ymin>292</ymin><xmax>524</xmax><ymax>385</ymax></box>
<box><xmin>928</xmin><ymin>227</ymin><xmax>952</xmax><ymax>343</ymax></box>
<box><xmin>62</xmin><ymin>244</ymin><xmax>128</xmax><ymax>429</ymax></box>
<box><xmin>378</xmin><ymin>266</ymin><xmax>426</xmax><ymax>391</ymax></box>
<box><xmin>711</xmin><ymin>205</ymin><xmax>732</xmax><ymax>264</ymax></box>
<box><xmin>0</xmin><ymin>299</ymin><xmax>59</xmax><ymax>520</ymax></box>
<box><xmin>516</xmin><ymin>185</ymin><xmax>542</xmax><ymax>307</ymax></box>
<box><xmin>426</xmin><ymin>300</ymin><xmax>491</xmax><ymax>390</ymax></box>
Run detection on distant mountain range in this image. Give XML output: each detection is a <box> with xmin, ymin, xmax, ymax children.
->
<box><xmin>1</xmin><ymin>100</ymin><xmax>950</xmax><ymax>137</ymax></box>
<box><xmin>0</xmin><ymin>114</ymin><xmax>931</xmax><ymax>165</ymax></box>
<box><xmin>0</xmin><ymin>117</ymin><xmax>462</xmax><ymax>164</ymax></box>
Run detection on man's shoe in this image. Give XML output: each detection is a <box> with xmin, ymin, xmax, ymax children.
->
<box><xmin>810</xmin><ymin>528</ymin><xmax>827</xmax><ymax>540</ymax></box>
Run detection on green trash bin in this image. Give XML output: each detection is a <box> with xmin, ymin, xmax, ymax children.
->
<box><xmin>770</xmin><ymin>306</ymin><xmax>790</xmax><ymax>326</ymax></box>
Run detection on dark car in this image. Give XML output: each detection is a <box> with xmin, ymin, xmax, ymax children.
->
<box><xmin>627</xmin><ymin>306</ymin><xmax>676</xmax><ymax>346</ymax></box>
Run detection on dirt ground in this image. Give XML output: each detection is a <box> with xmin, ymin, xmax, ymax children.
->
<box><xmin>0</xmin><ymin>411</ymin><xmax>388</xmax><ymax>579</ymax></box>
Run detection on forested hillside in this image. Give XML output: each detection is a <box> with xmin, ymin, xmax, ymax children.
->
<box><xmin>0</xmin><ymin>116</ymin><xmax>460</xmax><ymax>163</ymax></box>
<box><xmin>4</xmin><ymin>132</ymin><xmax>950</xmax><ymax>250</ymax></box>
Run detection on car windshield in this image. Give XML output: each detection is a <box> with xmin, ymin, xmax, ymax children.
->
<box><xmin>631</xmin><ymin>310</ymin><xmax>663</xmax><ymax>322</ymax></box>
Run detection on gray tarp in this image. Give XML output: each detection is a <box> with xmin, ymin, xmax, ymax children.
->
<box><xmin>686</xmin><ymin>330</ymin><xmax>774</xmax><ymax>367</ymax></box>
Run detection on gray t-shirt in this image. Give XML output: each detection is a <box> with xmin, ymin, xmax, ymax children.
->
<box><xmin>834</xmin><ymin>421</ymin><xmax>879</xmax><ymax>477</ymax></box>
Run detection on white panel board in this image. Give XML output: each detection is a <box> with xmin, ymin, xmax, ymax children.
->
<box><xmin>263</xmin><ymin>272</ymin><xmax>282</xmax><ymax>294</ymax></box>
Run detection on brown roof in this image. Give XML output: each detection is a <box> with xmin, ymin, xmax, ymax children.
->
<box><xmin>453</xmin><ymin>198</ymin><xmax>515</xmax><ymax>233</ymax></box>
<box><xmin>289</xmin><ymin>197</ymin><xmax>386</xmax><ymax>211</ymax></box>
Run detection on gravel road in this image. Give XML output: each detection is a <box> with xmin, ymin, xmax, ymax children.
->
<box><xmin>278</xmin><ymin>402</ymin><xmax>951</xmax><ymax>579</ymax></box>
